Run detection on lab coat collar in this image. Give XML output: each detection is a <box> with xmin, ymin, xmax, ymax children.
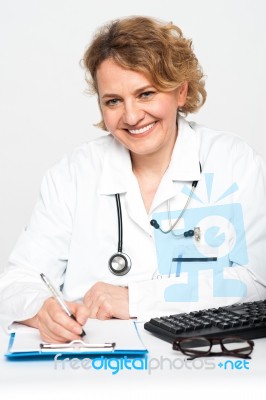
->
<box><xmin>99</xmin><ymin>137</ymin><xmax>150</xmax><ymax>234</ymax></box>
<box><xmin>99</xmin><ymin>116</ymin><xmax>201</xmax><ymax>196</ymax></box>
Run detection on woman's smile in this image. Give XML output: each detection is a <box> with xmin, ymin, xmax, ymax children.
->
<box><xmin>127</xmin><ymin>121</ymin><xmax>157</xmax><ymax>136</ymax></box>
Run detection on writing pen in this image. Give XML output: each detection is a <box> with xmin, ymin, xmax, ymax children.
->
<box><xmin>40</xmin><ymin>273</ymin><xmax>86</xmax><ymax>337</ymax></box>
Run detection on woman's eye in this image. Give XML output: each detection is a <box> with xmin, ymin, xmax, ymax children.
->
<box><xmin>105</xmin><ymin>98</ymin><xmax>120</xmax><ymax>106</ymax></box>
<box><xmin>140</xmin><ymin>91</ymin><xmax>155</xmax><ymax>99</ymax></box>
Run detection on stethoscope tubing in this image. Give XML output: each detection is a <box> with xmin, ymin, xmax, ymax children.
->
<box><xmin>115</xmin><ymin>193</ymin><xmax>123</xmax><ymax>253</ymax></box>
<box><xmin>109</xmin><ymin>163</ymin><xmax>202</xmax><ymax>275</ymax></box>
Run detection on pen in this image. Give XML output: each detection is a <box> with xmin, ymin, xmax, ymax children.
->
<box><xmin>40</xmin><ymin>273</ymin><xmax>86</xmax><ymax>337</ymax></box>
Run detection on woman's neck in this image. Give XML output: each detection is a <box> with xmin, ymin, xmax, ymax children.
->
<box><xmin>131</xmin><ymin>127</ymin><xmax>177</xmax><ymax>177</ymax></box>
<box><xmin>130</xmin><ymin>131</ymin><xmax>177</xmax><ymax>212</ymax></box>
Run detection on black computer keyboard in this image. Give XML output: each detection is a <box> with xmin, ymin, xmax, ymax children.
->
<box><xmin>144</xmin><ymin>300</ymin><xmax>266</xmax><ymax>343</ymax></box>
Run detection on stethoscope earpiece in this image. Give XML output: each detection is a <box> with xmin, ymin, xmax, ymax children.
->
<box><xmin>150</xmin><ymin>219</ymin><xmax>160</xmax><ymax>229</ymax></box>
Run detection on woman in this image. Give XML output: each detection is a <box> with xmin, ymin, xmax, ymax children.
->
<box><xmin>0</xmin><ymin>16</ymin><xmax>266</xmax><ymax>343</ymax></box>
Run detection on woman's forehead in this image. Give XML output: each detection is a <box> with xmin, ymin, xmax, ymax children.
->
<box><xmin>96</xmin><ymin>59</ymin><xmax>153</xmax><ymax>89</ymax></box>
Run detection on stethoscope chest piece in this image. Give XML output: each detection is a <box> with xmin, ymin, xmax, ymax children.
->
<box><xmin>108</xmin><ymin>252</ymin><xmax>131</xmax><ymax>276</ymax></box>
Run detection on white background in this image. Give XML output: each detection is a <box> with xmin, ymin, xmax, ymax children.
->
<box><xmin>0</xmin><ymin>0</ymin><xmax>266</xmax><ymax>272</ymax></box>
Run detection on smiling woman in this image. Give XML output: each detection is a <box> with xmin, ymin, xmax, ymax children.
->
<box><xmin>0</xmin><ymin>16</ymin><xmax>266</xmax><ymax>344</ymax></box>
<box><xmin>82</xmin><ymin>16</ymin><xmax>206</xmax><ymax>206</ymax></box>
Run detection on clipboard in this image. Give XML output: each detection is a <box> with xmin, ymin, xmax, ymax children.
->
<box><xmin>5</xmin><ymin>319</ymin><xmax>148</xmax><ymax>360</ymax></box>
<box><xmin>40</xmin><ymin>340</ymin><xmax>116</xmax><ymax>352</ymax></box>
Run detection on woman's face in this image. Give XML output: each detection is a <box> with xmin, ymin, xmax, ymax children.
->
<box><xmin>96</xmin><ymin>58</ymin><xmax>187</xmax><ymax>159</ymax></box>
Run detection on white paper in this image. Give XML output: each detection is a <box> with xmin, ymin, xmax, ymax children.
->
<box><xmin>9</xmin><ymin>319</ymin><xmax>146</xmax><ymax>353</ymax></box>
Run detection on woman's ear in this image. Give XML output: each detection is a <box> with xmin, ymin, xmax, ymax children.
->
<box><xmin>177</xmin><ymin>81</ymin><xmax>188</xmax><ymax>107</ymax></box>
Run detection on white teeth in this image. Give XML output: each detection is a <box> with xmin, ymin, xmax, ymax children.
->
<box><xmin>128</xmin><ymin>122</ymin><xmax>155</xmax><ymax>135</ymax></box>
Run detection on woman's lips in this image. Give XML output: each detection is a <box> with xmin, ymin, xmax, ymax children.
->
<box><xmin>128</xmin><ymin>122</ymin><xmax>156</xmax><ymax>135</ymax></box>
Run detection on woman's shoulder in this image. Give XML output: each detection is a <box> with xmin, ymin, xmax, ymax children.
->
<box><xmin>188</xmin><ymin>119</ymin><xmax>260</xmax><ymax>160</ymax></box>
<box><xmin>186</xmin><ymin>119</ymin><xmax>266</xmax><ymax>178</ymax></box>
<box><xmin>189</xmin><ymin>120</ymin><xmax>247</xmax><ymax>145</ymax></box>
<box><xmin>53</xmin><ymin>134</ymin><xmax>113</xmax><ymax>166</ymax></box>
<box><xmin>70</xmin><ymin>134</ymin><xmax>114</xmax><ymax>162</ymax></box>
<box><xmin>44</xmin><ymin>134</ymin><xmax>115</xmax><ymax>182</ymax></box>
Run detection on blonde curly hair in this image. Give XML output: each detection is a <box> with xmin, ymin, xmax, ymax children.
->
<box><xmin>82</xmin><ymin>16</ymin><xmax>207</xmax><ymax>131</ymax></box>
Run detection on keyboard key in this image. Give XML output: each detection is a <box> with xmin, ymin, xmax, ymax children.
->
<box><xmin>250</xmin><ymin>317</ymin><xmax>261</xmax><ymax>324</ymax></box>
<box><xmin>176</xmin><ymin>322</ymin><xmax>193</xmax><ymax>332</ymax></box>
<box><xmin>190</xmin><ymin>322</ymin><xmax>204</xmax><ymax>330</ymax></box>
<box><xmin>202</xmin><ymin>321</ymin><xmax>212</xmax><ymax>328</ymax></box>
<box><xmin>231</xmin><ymin>321</ymin><xmax>241</xmax><ymax>327</ymax></box>
<box><xmin>239</xmin><ymin>319</ymin><xmax>249</xmax><ymax>325</ymax></box>
<box><xmin>159</xmin><ymin>321</ymin><xmax>178</xmax><ymax>332</ymax></box>
<box><xmin>189</xmin><ymin>311</ymin><xmax>203</xmax><ymax>317</ymax></box>
<box><xmin>153</xmin><ymin>320</ymin><xmax>184</xmax><ymax>334</ymax></box>
<box><xmin>217</xmin><ymin>322</ymin><xmax>232</xmax><ymax>329</ymax></box>
<box><xmin>150</xmin><ymin>318</ymin><xmax>164</xmax><ymax>327</ymax></box>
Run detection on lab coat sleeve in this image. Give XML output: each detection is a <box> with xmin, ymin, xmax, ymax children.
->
<box><xmin>128</xmin><ymin>142</ymin><xmax>266</xmax><ymax>320</ymax></box>
<box><xmin>232</xmin><ymin>140</ymin><xmax>266</xmax><ymax>288</ymax></box>
<box><xmin>0</xmin><ymin>157</ymin><xmax>75</xmax><ymax>331</ymax></box>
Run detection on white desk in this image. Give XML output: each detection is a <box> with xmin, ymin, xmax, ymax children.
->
<box><xmin>0</xmin><ymin>323</ymin><xmax>265</xmax><ymax>399</ymax></box>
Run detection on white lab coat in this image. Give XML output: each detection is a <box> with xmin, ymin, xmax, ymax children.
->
<box><xmin>1</xmin><ymin>117</ymin><xmax>266</xmax><ymax>329</ymax></box>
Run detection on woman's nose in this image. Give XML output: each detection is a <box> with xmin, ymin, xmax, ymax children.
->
<box><xmin>122</xmin><ymin>101</ymin><xmax>145</xmax><ymax>126</ymax></box>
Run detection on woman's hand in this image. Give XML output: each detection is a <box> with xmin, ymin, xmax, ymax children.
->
<box><xmin>83</xmin><ymin>282</ymin><xmax>129</xmax><ymax>320</ymax></box>
<box><xmin>21</xmin><ymin>297</ymin><xmax>90</xmax><ymax>343</ymax></box>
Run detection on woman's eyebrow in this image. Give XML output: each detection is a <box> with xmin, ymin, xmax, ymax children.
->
<box><xmin>101</xmin><ymin>85</ymin><xmax>155</xmax><ymax>99</ymax></box>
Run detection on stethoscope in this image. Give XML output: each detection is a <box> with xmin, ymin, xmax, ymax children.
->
<box><xmin>108</xmin><ymin>194</ymin><xmax>132</xmax><ymax>276</ymax></box>
<box><xmin>108</xmin><ymin>164</ymin><xmax>202</xmax><ymax>276</ymax></box>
